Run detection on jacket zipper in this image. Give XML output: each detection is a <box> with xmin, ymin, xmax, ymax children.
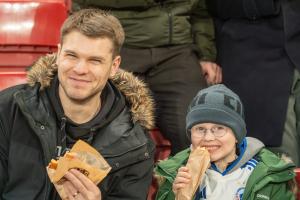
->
<box><xmin>168</xmin><ymin>11</ymin><xmax>173</xmax><ymax>45</ymax></box>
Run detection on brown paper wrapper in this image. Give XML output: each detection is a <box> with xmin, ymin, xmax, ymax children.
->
<box><xmin>176</xmin><ymin>147</ymin><xmax>210</xmax><ymax>200</ymax></box>
<box><xmin>46</xmin><ymin>140</ymin><xmax>111</xmax><ymax>200</ymax></box>
<box><xmin>47</xmin><ymin>168</ymin><xmax>69</xmax><ymax>199</ymax></box>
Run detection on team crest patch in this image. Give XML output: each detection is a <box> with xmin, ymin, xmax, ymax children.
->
<box><xmin>234</xmin><ymin>187</ymin><xmax>245</xmax><ymax>200</ymax></box>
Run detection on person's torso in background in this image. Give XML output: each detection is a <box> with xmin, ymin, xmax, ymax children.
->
<box><xmin>72</xmin><ymin>0</ymin><xmax>201</xmax><ymax>48</ymax></box>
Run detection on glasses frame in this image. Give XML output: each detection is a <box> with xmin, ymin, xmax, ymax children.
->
<box><xmin>191</xmin><ymin>124</ymin><xmax>228</xmax><ymax>138</ymax></box>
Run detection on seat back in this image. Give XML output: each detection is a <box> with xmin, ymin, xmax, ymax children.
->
<box><xmin>148</xmin><ymin>128</ymin><xmax>171</xmax><ymax>200</ymax></box>
<box><xmin>0</xmin><ymin>0</ymin><xmax>69</xmax><ymax>90</ymax></box>
<box><xmin>295</xmin><ymin>168</ymin><xmax>300</xmax><ymax>199</ymax></box>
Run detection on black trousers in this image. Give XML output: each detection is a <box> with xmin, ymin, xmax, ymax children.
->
<box><xmin>120</xmin><ymin>45</ymin><xmax>207</xmax><ymax>154</ymax></box>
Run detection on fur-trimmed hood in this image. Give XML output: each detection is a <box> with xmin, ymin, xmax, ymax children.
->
<box><xmin>27</xmin><ymin>54</ymin><xmax>155</xmax><ymax>130</ymax></box>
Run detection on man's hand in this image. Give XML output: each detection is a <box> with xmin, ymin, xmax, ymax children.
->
<box><xmin>172</xmin><ymin>166</ymin><xmax>191</xmax><ymax>195</ymax></box>
<box><xmin>200</xmin><ymin>61</ymin><xmax>222</xmax><ymax>85</ymax></box>
<box><xmin>63</xmin><ymin>169</ymin><xmax>101</xmax><ymax>200</ymax></box>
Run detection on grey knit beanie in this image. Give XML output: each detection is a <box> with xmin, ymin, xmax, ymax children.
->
<box><xmin>186</xmin><ymin>84</ymin><xmax>246</xmax><ymax>144</ymax></box>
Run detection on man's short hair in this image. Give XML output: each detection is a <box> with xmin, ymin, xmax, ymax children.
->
<box><xmin>60</xmin><ymin>9</ymin><xmax>125</xmax><ymax>58</ymax></box>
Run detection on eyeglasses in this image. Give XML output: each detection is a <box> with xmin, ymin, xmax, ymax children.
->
<box><xmin>191</xmin><ymin>125</ymin><xmax>228</xmax><ymax>138</ymax></box>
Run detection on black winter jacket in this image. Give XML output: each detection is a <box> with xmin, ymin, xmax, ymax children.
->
<box><xmin>0</xmin><ymin>54</ymin><xmax>155</xmax><ymax>199</ymax></box>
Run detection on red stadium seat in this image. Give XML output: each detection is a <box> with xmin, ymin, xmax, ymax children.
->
<box><xmin>0</xmin><ymin>0</ymin><xmax>69</xmax><ymax>90</ymax></box>
<box><xmin>295</xmin><ymin>168</ymin><xmax>300</xmax><ymax>199</ymax></box>
<box><xmin>148</xmin><ymin>128</ymin><xmax>171</xmax><ymax>200</ymax></box>
<box><xmin>150</xmin><ymin>128</ymin><xmax>172</xmax><ymax>162</ymax></box>
<box><xmin>0</xmin><ymin>69</ymin><xmax>27</xmax><ymax>90</ymax></box>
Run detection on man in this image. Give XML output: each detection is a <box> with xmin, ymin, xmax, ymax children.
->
<box><xmin>72</xmin><ymin>0</ymin><xmax>222</xmax><ymax>155</ymax></box>
<box><xmin>0</xmin><ymin>9</ymin><xmax>155</xmax><ymax>199</ymax></box>
<box><xmin>207</xmin><ymin>0</ymin><xmax>300</xmax><ymax>165</ymax></box>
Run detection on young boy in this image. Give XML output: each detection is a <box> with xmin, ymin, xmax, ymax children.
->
<box><xmin>155</xmin><ymin>84</ymin><xmax>296</xmax><ymax>200</ymax></box>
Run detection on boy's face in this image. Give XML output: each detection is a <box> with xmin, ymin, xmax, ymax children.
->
<box><xmin>56</xmin><ymin>30</ymin><xmax>120</xmax><ymax>104</ymax></box>
<box><xmin>191</xmin><ymin>123</ymin><xmax>237</xmax><ymax>163</ymax></box>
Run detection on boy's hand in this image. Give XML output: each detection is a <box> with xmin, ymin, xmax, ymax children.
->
<box><xmin>172</xmin><ymin>166</ymin><xmax>192</xmax><ymax>195</ymax></box>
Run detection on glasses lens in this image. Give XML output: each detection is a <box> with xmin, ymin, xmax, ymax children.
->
<box><xmin>192</xmin><ymin>127</ymin><xmax>205</xmax><ymax>136</ymax></box>
<box><xmin>212</xmin><ymin>126</ymin><xmax>227</xmax><ymax>137</ymax></box>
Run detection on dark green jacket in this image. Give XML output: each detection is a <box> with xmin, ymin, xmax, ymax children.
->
<box><xmin>155</xmin><ymin>148</ymin><xmax>295</xmax><ymax>200</ymax></box>
<box><xmin>72</xmin><ymin>0</ymin><xmax>216</xmax><ymax>61</ymax></box>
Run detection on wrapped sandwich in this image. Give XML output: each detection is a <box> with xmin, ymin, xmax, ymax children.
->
<box><xmin>47</xmin><ymin>140</ymin><xmax>111</xmax><ymax>199</ymax></box>
<box><xmin>176</xmin><ymin>147</ymin><xmax>210</xmax><ymax>200</ymax></box>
